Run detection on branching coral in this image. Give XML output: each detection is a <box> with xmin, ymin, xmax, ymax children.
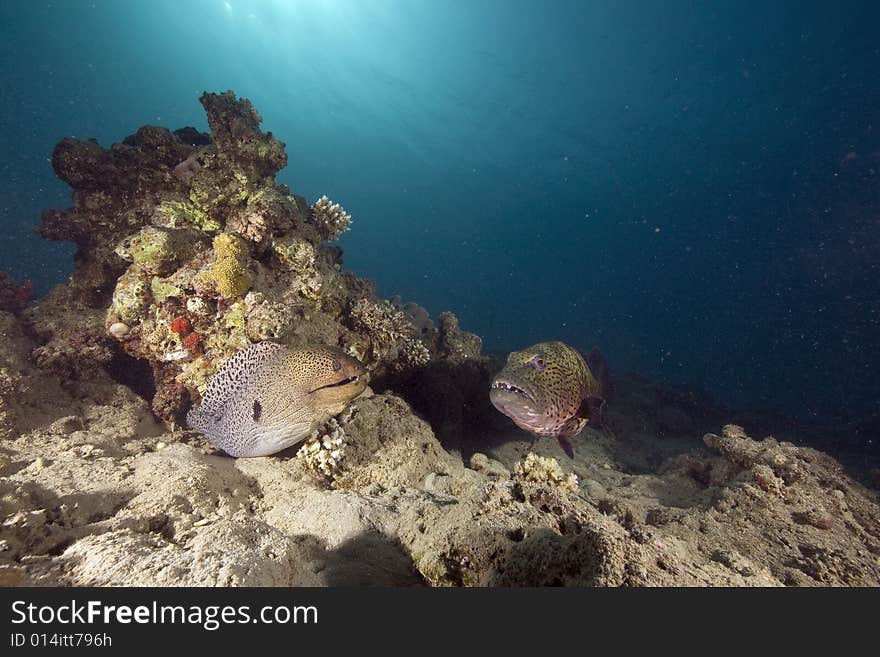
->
<box><xmin>185</xmin><ymin>296</ymin><xmax>214</xmax><ymax>320</ymax></box>
<box><xmin>350</xmin><ymin>298</ymin><xmax>413</xmax><ymax>345</ymax></box>
<box><xmin>297</xmin><ymin>419</ymin><xmax>346</xmax><ymax>480</ymax></box>
<box><xmin>396</xmin><ymin>338</ymin><xmax>431</xmax><ymax>370</ymax></box>
<box><xmin>347</xmin><ymin>298</ymin><xmax>433</xmax><ymax>371</ymax></box>
<box><xmin>310</xmin><ymin>195</ymin><xmax>351</xmax><ymax>241</ymax></box>
<box><xmin>349</xmin><ymin>298</ymin><xmax>411</xmax><ymax>362</ymax></box>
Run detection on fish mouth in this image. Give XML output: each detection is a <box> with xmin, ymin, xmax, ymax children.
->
<box><xmin>309</xmin><ymin>374</ymin><xmax>362</xmax><ymax>394</ymax></box>
<box><xmin>490</xmin><ymin>379</ymin><xmax>534</xmax><ymax>401</ymax></box>
<box><xmin>489</xmin><ymin>385</ymin><xmax>550</xmax><ymax>435</ymax></box>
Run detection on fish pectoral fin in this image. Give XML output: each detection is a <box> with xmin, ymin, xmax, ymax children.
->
<box><xmin>556</xmin><ymin>436</ymin><xmax>575</xmax><ymax>459</ymax></box>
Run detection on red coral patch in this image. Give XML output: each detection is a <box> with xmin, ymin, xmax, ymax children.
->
<box><xmin>183</xmin><ymin>331</ymin><xmax>203</xmax><ymax>356</ymax></box>
<box><xmin>170</xmin><ymin>316</ymin><xmax>191</xmax><ymax>335</ymax></box>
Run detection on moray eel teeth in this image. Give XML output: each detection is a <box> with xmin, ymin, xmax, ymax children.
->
<box><xmin>490</xmin><ymin>379</ymin><xmax>533</xmax><ymax>401</ymax></box>
<box><xmin>309</xmin><ymin>374</ymin><xmax>360</xmax><ymax>394</ymax></box>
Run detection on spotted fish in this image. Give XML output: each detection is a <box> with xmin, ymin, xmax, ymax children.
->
<box><xmin>489</xmin><ymin>341</ymin><xmax>609</xmax><ymax>459</ymax></box>
<box><xmin>187</xmin><ymin>342</ymin><xmax>366</xmax><ymax>457</ymax></box>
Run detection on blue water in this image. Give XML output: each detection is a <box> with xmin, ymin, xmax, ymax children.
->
<box><xmin>1</xmin><ymin>0</ymin><xmax>878</xmax><ymax>422</ymax></box>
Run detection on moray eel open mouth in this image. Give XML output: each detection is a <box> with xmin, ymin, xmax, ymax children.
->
<box><xmin>309</xmin><ymin>374</ymin><xmax>361</xmax><ymax>394</ymax></box>
<box><xmin>490</xmin><ymin>379</ymin><xmax>534</xmax><ymax>401</ymax></box>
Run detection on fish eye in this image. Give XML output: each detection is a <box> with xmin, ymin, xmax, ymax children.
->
<box><xmin>531</xmin><ymin>355</ymin><xmax>545</xmax><ymax>370</ymax></box>
<box><xmin>332</xmin><ymin>359</ymin><xmax>342</xmax><ymax>372</ymax></box>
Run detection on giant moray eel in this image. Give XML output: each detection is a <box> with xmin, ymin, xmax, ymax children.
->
<box><xmin>187</xmin><ymin>342</ymin><xmax>366</xmax><ymax>457</ymax></box>
<box><xmin>490</xmin><ymin>341</ymin><xmax>608</xmax><ymax>459</ymax></box>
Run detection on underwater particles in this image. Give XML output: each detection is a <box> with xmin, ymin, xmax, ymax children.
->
<box><xmin>187</xmin><ymin>341</ymin><xmax>365</xmax><ymax>457</ymax></box>
<box><xmin>490</xmin><ymin>341</ymin><xmax>608</xmax><ymax>459</ymax></box>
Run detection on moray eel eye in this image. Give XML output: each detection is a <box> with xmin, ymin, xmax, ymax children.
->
<box><xmin>530</xmin><ymin>355</ymin><xmax>545</xmax><ymax>370</ymax></box>
<box><xmin>332</xmin><ymin>359</ymin><xmax>342</xmax><ymax>372</ymax></box>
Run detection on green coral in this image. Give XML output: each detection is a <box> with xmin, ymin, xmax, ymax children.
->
<box><xmin>223</xmin><ymin>299</ymin><xmax>248</xmax><ymax>331</ymax></box>
<box><xmin>202</xmin><ymin>234</ymin><xmax>252</xmax><ymax>299</ymax></box>
<box><xmin>215</xmin><ymin>232</ymin><xmax>247</xmax><ymax>260</ymax></box>
<box><xmin>127</xmin><ymin>227</ymin><xmax>175</xmax><ymax>273</ymax></box>
<box><xmin>272</xmin><ymin>236</ymin><xmax>315</xmax><ymax>271</ymax></box>
<box><xmin>156</xmin><ymin>200</ymin><xmax>221</xmax><ymax>233</ymax></box>
<box><xmin>150</xmin><ymin>276</ymin><xmax>182</xmax><ymax>303</ymax></box>
<box><xmin>109</xmin><ymin>271</ymin><xmax>150</xmax><ymax>324</ymax></box>
<box><xmin>233</xmin><ymin>172</ymin><xmax>251</xmax><ymax>200</ymax></box>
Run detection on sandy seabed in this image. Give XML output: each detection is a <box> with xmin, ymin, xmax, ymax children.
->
<box><xmin>2</xmin><ymin>304</ymin><xmax>878</xmax><ymax>587</ymax></box>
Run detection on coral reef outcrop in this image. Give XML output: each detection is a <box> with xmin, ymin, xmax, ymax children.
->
<box><xmin>28</xmin><ymin>90</ymin><xmax>479</xmax><ymax>425</ymax></box>
<box><xmin>2</xmin><ymin>90</ymin><xmax>878</xmax><ymax>588</ymax></box>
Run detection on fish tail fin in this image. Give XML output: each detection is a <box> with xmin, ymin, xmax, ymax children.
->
<box><xmin>583</xmin><ymin>395</ymin><xmax>607</xmax><ymax>429</ymax></box>
<box><xmin>586</xmin><ymin>346</ymin><xmax>614</xmax><ymax>402</ymax></box>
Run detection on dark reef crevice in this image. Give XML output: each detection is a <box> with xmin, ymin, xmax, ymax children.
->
<box><xmin>106</xmin><ymin>342</ymin><xmax>155</xmax><ymax>402</ymax></box>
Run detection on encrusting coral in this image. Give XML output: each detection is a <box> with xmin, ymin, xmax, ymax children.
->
<box><xmin>513</xmin><ymin>453</ymin><xmax>579</xmax><ymax>495</ymax></box>
<box><xmin>200</xmin><ymin>233</ymin><xmax>252</xmax><ymax>299</ymax></box>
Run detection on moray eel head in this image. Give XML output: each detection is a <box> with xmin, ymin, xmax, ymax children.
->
<box><xmin>305</xmin><ymin>347</ymin><xmax>367</xmax><ymax>417</ymax></box>
<box><xmin>490</xmin><ymin>341</ymin><xmax>606</xmax><ymax>459</ymax></box>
